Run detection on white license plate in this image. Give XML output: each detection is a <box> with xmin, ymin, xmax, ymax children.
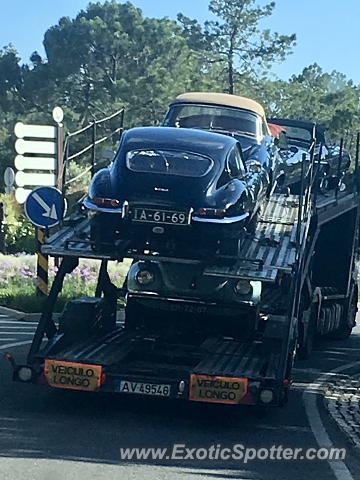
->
<box><xmin>118</xmin><ymin>380</ymin><xmax>171</xmax><ymax>397</ymax></box>
<box><xmin>133</xmin><ymin>208</ymin><xmax>189</xmax><ymax>225</ymax></box>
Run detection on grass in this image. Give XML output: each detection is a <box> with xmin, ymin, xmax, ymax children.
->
<box><xmin>0</xmin><ymin>254</ymin><xmax>130</xmax><ymax>313</ymax></box>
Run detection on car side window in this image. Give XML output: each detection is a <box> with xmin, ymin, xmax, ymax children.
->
<box><xmin>262</xmin><ymin>119</ymin><xmax>269</xmax><ymax>137</ymax></box>
<box><xmin>227</xmin><ymin>146</ymin><xmax>246</xmax><ymax>178</ymax></box>
<box><xmin>235</xmin><ymin>146</ymin><xmax>246</xmax><ymax>176</ymax></box>
<box><xmin>217</xmin><ymin>169</ymin><xmax>229</xmax><ymax>188</ymax></box>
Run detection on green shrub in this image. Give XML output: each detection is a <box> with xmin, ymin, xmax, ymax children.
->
<box><xmin>0</xmin><ymin>255</ymin><xmax>129</xmax><ymax>313</ymax></box>
<box><xmin>0</xmin><ymin>193</ymin><xmax>36</xmax><ymax>254</ymax></box>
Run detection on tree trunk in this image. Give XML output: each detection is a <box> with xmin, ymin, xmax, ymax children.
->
<box><xmin>227</xmin><ymin>27</ymin><xmax>237</xmax><ymax>94</ymax></box>
<box><xmin>228</xmin><ymin>58</ymin><xmax>234</xmax><ymax>94</ymax></box>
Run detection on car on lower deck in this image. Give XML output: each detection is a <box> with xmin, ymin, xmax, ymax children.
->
<box><xmin>125</xmin><ymin>260</ymin><xmax>262</xmax><ymax>337</ymax></box>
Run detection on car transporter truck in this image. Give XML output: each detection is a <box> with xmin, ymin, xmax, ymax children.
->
<box><xmin>9</xmin><ymin>125</ymin><xmax>360</xmax><ymax>408</ymax></box>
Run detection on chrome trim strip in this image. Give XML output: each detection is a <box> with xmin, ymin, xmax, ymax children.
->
<box><xmin>83</xmin><ymin>198</ymin><xmax>123</xmax><ymax>214</ymax></box>
<box><xmin>188</xmin><ymin>207</ymin><xmax>194</xmax><ymax>225</ymax></box>
<box><xmin>122</xmin><ymin>200</ymin><xmax>129</xmax><ymax>218</ymax></box>
<box><xmin>192</xmin><ymin>212</ymin><xmax>249</xmax><ymax>224</ymax></box>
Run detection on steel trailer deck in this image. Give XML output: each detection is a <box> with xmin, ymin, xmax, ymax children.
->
<box><xmin>34</xmin><ymin>312</ymin><xmax>289</xmax><ymax>405</ymax></box>
<box><xmin>205</xmin><ymin>191</ymin><xmax>359</xmax><ymax>281</ymax></box>
<box><xmin>12</xmin><ymin>176</ymin><xmax>359</xmax><ymax>407</ymax></box>
<box><xmin>42</xmin><ymin>193</ymin><xmax>304</xmax><ymax>281</ymax></box>
<box><xmin>41</xmin><ymin>191</ymin><xmax>358</xmax><ymax>283</ymax></box>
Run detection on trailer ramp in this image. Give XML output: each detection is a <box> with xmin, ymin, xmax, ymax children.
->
<box><xmin>204</xmin><ymin>194</ymin><xmax>305</xmax><ymax>282</ymax></box>
<box><xmin>42</xmin><ymin>193</ymin><xmax>305</xmax><ymax>281</ymax></box>
<box><xmin>39</xmin><ymin>312</ymin><xmax>288</xmax><ymax>404</ymax></box>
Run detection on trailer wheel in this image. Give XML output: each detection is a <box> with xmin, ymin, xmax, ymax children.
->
<box><xmin>329</xmin><ymin>283</ymin><xmax>358</xmax><ymax>340</ymax></box>
<box><xmin>297</xmin><ymin>303</ymin><xmax>317</xmax><ymax>360</ymax></box>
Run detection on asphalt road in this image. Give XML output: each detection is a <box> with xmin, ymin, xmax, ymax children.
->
<box><xmin>1</xmin><ymin>314</ymin><xmax>360</xmax><ymax>480</ymax></box>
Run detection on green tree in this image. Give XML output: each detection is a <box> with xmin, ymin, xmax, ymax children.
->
<box><xmin>42</xmin><ymin>1</ymin><xmax>210</xmax><ymax>126</ymax></box>
<box><xmin>252</xmin><ymin>64</ymin><xmax>360</xmax><ymax>144</ymax></box>
<box><xmin>178</xmin><ymin>0</ymin><xmax>296</xmax><ymax>94</ymax></box>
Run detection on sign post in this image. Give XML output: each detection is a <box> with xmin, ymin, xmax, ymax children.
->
<box><xmin>35</xmin><ymin>228</ymin><xmax>48</xmax><ymax>296</ymax></box>
<box><xmin>52</xmin><ymin>107</ymin><xmax>64</xmax><ymax>191</ymax></box>
<box><xmin>13</xmin><ymin>107</ymin><xmax>64</xmax><ymax>204</ymax></box>
<box><xmin>24</xmin><ymin>186</ymin><xmax>66</xmax><ymax>296</ymax></box>
<box><xmin>0</xmin><ymin>201</ymin><xmax>5</xmax><ymax>253</ymax></box>
<box><xmin>14</xmin><ymin>107</ymin><xmax>65</xmax><ymax>294</ymax></box>
<box><xmin>4</xmin><ymin>167</ymin><xmax>15</xmax><ymax>195</ymax></box>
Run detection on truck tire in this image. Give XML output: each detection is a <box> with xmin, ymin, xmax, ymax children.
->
<box><xmin>329</xmin><ymin>284</ymin><xmax>357</xmax><ymax>340</ymax></box>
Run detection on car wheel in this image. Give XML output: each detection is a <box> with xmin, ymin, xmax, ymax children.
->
<box><xmin>90</xmin><ymin>214</ymin><xmax>116</xmax><ymax>248</ymax></box>
<box><xmin>219</xmin><ymin>238</ymin><xmax>240</xmax><ymax>257</ymax></box>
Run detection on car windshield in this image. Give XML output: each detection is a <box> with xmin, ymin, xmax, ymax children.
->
<box><xmin>164</xmin><ymin>104</ymin><xmax>261</xmax><ymax>139</ymax></box>
<box><xmin>275</xmin><ymin>125</ymin><xmax>313</xmax><ymax>149</ymax></box>
<box><xmin>126</xmin><ymin>149</ymin><xmax>213</xmax><ymax>177</ymax></box>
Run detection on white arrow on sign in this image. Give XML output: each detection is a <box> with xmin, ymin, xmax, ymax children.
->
<box><xmin>15</xmin><ymin>155</ymin><xmax>56</xmax><ymax>171</ymax></box>
<box><xmin>14</xmin><ymin>122</ymin><xmax>56</xmax><ymax>139</ymax></box>
<box><xmin>15</xmin><ymin>171</ymin><xmax>55</xmax><ymax>187</ymax></box>
<box><xmin>33</xmin><ymin>192</ymin><xmax>58</xmax><ymax>220</ymax></box>
<box><xmin>15</xmin><ymin>139</ymin><xmax>56</xmax><ymax>156</ymax></box>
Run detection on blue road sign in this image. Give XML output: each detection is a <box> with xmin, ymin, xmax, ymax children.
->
<box><xmin>24</xmin><ymin>187</ymin><xmax>66</xmax><ymax>228</ymax></box>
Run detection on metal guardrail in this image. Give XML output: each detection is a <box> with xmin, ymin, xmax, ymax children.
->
<box><xmin>281</xmin><ymin>128</ymin><xmax>360</xmax><ymax>382</ymax></box>
<box><xmin>58</xmin><ymin>108</ymin><xmax>125</xmax><ymax>195</ymax></box>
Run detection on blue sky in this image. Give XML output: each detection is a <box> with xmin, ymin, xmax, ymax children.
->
<box><xmin>0</xmin><ymin>0</ymin><xmax>359</xmax><ymax>83</ymax></box>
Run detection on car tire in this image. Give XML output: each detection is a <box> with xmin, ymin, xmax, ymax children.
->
<box><xmin>90</xmin><ymin>214</ymin><xmax>116</xmax><ymax>248</ymax></box>
<box><xmin>219</xmin><ymin>238</ymin><xmax>240</xmax><ymax>257</ymax></box>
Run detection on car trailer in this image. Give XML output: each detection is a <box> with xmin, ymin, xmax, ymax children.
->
<box><xmin>10</xmin><ymin>131</ymin><xmax>360</xmax><ymax>408</ymax></box>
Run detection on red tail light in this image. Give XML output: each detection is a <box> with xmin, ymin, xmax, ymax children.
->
<box><xmin>92</xmin><ymin>197</ymin><xmax>120</xmax><ymax>208</ymax></box>
<box><xmin>197</xmin><ymin>208</ymin><xmax>226</xmax><ymax>218</ymax></box>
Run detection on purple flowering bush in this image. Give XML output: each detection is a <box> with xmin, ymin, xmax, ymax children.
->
<box><xmin>0</xmin><ymin>254</ymin><xmax>129</xmax><ymax>312</ymax></box>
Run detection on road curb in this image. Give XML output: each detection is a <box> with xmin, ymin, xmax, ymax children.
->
<box><xmin>323</xmin><ymin>373</ymin><xmax>360</xmax><ymax>452</ymax></box>
<box><xmin>0</xmin><ymin>305</ymin><xmax>124</xmax><ymax>323</ymax></box>
<box><xmin>0</xmin><ymin>306</ymin><xmax>31</xmax><ymax>321</ymax></box>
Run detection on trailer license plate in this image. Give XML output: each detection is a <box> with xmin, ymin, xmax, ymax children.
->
<box><xmin>132</xmin><ymin>208</ymin><xmax>189</xmax><ymax>225</ymax></box>
<box><xmin>189</xmin><ymin>374</ymin><xmax>248</xmax><ymax>405</ymax></box>
<box><xmin>118</xmin><ymin>380</ymin><xmax>171</xmax><ymax>397</ymax></box>
<box><xmin>44</xmin><ymin>360</ymin><xmax>102</xmax><ymax>392</ymax></box>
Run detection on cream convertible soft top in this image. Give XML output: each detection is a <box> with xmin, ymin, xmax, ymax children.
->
<box><xmin>172</xmin><ymin>92</ymin><xmax>266</xmax><ymax>118</ymax></box>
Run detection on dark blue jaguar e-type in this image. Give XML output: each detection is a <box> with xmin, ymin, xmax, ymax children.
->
<box><xmin>83</xmin><ymin>126</ymin><xmax>270</xmax><ymax>255</ymax></box>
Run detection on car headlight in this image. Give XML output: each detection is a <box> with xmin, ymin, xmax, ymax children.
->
<box><xmin>234</xmin><ymin>279</ymin><xmax>253</xmax><ymax>295</ymax></box>
<box><xmin>136</xmin><ymin>270</ymin><xmax>155</xmax><ymax>286</ymax></box>
<box><xmin>259</xmin><ymin>389</ymin><xmax>274</xmax><ymax>404</ymax></box>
